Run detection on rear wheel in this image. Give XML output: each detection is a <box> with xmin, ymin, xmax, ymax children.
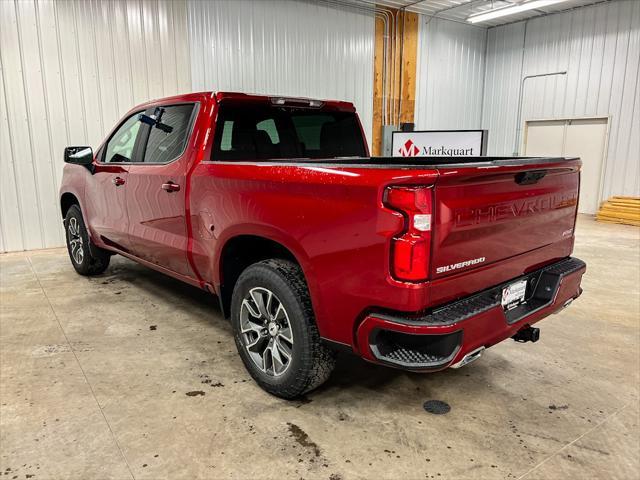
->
<box><xmin>231</xmin><ymin>259</ymin><xmax>335</xmax><ymax>399</ymax></box>
<box><xmin>64</xmin><ymin>205</ymin><xmax>110</xmax><ymax>275</ymax></box>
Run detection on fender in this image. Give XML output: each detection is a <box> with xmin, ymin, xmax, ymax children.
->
<box><xmin>59</xmin><ymin>164</ymin><xmax>91</xmax><ymax>241</ymax></box>
<box><xmin>212</xmin><ymin>222</ymin><xmax>316</xmax><ymax>293</ymax></box>
<box><xmin>209</xmin><ymin>222</ymin><xmax>329</xmax><ymax>329</ymax></box>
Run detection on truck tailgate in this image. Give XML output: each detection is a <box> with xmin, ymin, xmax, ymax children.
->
<box><xmin>431</xmin><ymin>160</ymin><xmax>580</xmax><ymax>279</ymax></box>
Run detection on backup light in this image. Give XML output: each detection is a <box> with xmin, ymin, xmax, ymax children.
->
<box><xmin>413</xmin><ymin>214</ymin><xmax>431</xmax><ymax>232</ymax></box>
<box><xmin>467</xmin><ymin>0</ymin><xmax>570</xmax><ymax>24</ymax></box>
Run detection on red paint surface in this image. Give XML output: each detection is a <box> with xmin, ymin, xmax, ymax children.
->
<box><xmin>357</xmin><ymin>266</ymin><xmax>585</xmax><ymax>365</ymax></box>
<box><xmin>60</xmin><ymin>91</ymin><xmax>585</xmax><ymax>366</ymax></box>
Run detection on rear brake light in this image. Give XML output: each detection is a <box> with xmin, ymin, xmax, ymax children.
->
<box><xmin>270</xmin><ymin>97</ymin><xmax>324</xmax><ymax>108</ymax></box>
<box><xmin>384</xmin><ymin>186</ymin><xmax>432</xmax><ymax>282</ymax></box>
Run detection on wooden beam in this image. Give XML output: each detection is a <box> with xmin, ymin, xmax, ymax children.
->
<box><xmin>400</xmin><ymin>11</ymin><xmax>418</xmax><ymax>125</ymax></box>
<box><xmin>372</xmin><ymin>15</ymin><xmax>385</xmax><ymax>156</ymax></box>
<box><xmin>371</xmin><ymin>7</ymin><xmax>419</xmax><ymax>156</ymax></box>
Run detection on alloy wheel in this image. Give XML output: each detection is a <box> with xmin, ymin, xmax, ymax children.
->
<box><xmin>240</xmin><ymin>287</ymin><xmax>294</xmax><ymax>377</ymax></box>
<box><xmin>68</xmin><ymin>217</ymin><xmax>84</xmax><ymax>265</ymax></box>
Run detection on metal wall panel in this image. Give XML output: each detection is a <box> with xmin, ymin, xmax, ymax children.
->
<box><xmin>1</xmin><ymin>0</ymin><xmax>374</xmax><ymax>253</ymax></box>
<box><xmin>481</xmin><ymin>22</ymin><xmax>526</xmax><ymax>157</ymax></box>
<box><xmin>187</xmin><ymin>0</ymin><xmax>375</xmax><ymax>149</ymax></box>
<box><xmin>0</xmin><ymin>0</ymin><xmax>191</xmax><ymax>252</ymax></box>
<box><xmin>415</xmin><ymin>16</ymin><xmax>487</xmax><ymax>130</ymax></box>
<box><xmin>3</xmin><ymin>0</ymin><xmax>635</xmax><ymax>252</ymax></box>
<box><xmin>482</xmin><ymin>0</ymin><xmax>640</xmax><ymax>200</ymax></box>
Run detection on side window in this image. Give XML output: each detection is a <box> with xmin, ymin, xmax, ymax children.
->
<box><xmin>256</xmin><ymin>118</ymin><xmax>279</xmax><ymax>144</ymax></box>
<box><xmin>143</xmin><ymin>104</ymin><xmax>195</xmax><ymax>164</ymax></box>
<box><xmin>103</xmin><ymin>113</ymin><xmax>142</xmax><ymax>163</ymax></box>
<box><xmin>220</xmin><ymin>120</ymin><xmax>234</xmax><ymax>151</ymax></box>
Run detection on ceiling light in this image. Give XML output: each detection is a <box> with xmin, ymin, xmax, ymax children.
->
<box><xmin>467</xmin><ymin>0</ymin><xmax>570</xmax><ymax>24</ymax></box>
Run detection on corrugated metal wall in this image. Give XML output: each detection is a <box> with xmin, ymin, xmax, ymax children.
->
<box><xmin>480</xmin><ymin>22</ymin><xmax>526</xmax><ymax>156</ymax></box>
<box><xmin>1</xmin><ymin>0</ymin><xmax>637</xmax><ymax>252</ymax></box>
<box><xmin>187</xmin><ymin>0</ymin><xmax>375</xmax><ymax>149</ymax></box>
<box><xmin>1</xmin><ymin>0</ymin><xmax>375</xmax><ymax>252</ymax></box>
<box><xmin>415</xmin><ymin>17</ymin><xmax>487</xmax><ymax>129</ymax></box>
<box><xmin>482</xmin><ymin>0</ymin><xmax>640</xmax><ymax>199</ymax></box>
<box><xmin>0</xmin><ymin>0</ymin><xmax>191</xmax><ymax>252</ymax></box>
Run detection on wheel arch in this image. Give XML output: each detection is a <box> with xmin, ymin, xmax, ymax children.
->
<box><xmin>59</xmin><ymin>191</ymin><xmax>100</xmax><ymax>250</ymax></box>
<box><xmin>217</xmin><ymin>234</ymin><xmax>309</xmax><ymax>319</ymax></box>
<box><xmin>60</xmin><ymin>192</ymin><xmax>80</xmax><ymax>218</ymax></box>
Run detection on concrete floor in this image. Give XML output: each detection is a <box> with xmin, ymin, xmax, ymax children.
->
<box><xmin>0</xmin><ymin>215</ymin><xmax>638</xmax><ymax>480</ymax></box>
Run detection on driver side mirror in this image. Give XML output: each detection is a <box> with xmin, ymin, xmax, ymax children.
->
<box><xmin>64</xmin><ymin>146</ymin><xmax>94</xmax><ymax>165</ymax></box>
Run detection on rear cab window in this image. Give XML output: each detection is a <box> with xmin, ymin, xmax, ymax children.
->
<box><xmin>212</xmin><ymin>103</ymin><xmax>366</xmax><ymax>161</ymax></box>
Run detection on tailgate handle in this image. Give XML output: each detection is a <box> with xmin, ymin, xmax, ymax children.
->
<box><xmin>515</xmin><ymin>170</ymin><xmax>547</xmax><ymax>185</ymax></box>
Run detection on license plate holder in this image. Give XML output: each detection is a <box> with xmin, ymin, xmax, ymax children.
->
<box><xmin>502</xmin><ymin>279</ymin><xmax>527</xmax><ymax>310</ymax></box>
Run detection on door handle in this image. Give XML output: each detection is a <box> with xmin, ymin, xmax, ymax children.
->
<box><xmin>112</xmin><ymin>176</ymin><xmax>125</xmax><ymax>186</ymax></box>
<box><xmin>161</xmin><ymin>181</ymin><xmax>180</xmax><ymax>193</ymax></box>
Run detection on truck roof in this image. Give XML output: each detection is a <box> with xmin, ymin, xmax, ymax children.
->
<box><xmin>216</xmin><ymin>91</ymin><xmax>356</xmax><ymax>111</ymax></box>
<box><xmin>134</xmin><ymin>91</ymin><xmax>356</xmax><ymax>112</ymax></box>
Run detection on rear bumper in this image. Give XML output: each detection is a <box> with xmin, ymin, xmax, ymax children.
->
<box><xmin>356</xmin><ymin>257</ymin><xmax>586</xmax><ymax>371</ymax></box>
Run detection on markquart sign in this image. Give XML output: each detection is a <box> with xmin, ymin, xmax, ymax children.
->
<box><xmin>392</xmin><ymin>130</ymin><xmax>488</xmax><ymax>157</ymax></box>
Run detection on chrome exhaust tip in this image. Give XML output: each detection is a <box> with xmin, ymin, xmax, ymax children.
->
<box><xmin>450</xmin><ymin>346</ymin><xmax>485</xmax><ymax>369</ymax></box>
<box><xmin>554</xmin><ymin>297</ymin><xmax>575</xmax><ymax>314</ymax></box>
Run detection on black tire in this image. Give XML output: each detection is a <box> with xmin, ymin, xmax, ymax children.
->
<box><xmin>64</xmin><ymin>204</ymin><xmax>110</xmax><ymax>276</ymax></box>
<box><xmin>231</xmin><ymin>259</ymin><xmax>336</xmax><ymax>399</ymax></box>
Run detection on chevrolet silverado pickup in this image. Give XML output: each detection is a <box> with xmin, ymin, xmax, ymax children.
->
<box><xmin>59</xmin><ymin>92</ymin><xmax>586</xmax><ymax>398</ymax></box>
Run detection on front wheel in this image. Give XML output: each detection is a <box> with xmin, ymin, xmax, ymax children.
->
<box><xmin>64</xmin><ymin>205</ymin><xmax>110</xmax><ymax>276</ymax></box>
<box><xmin>231</xmin><ymin>259</ymin><xmax>336</xmax><ymax>399</ymax></box>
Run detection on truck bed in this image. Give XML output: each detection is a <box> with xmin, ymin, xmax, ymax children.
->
<box><xmin>194</xmin><ymin>153</ymin><xmax>581</xmax><ymax>347</ymax></box>
<box><xmin>219</xmin><ymin>156</ymin><xmax>578</xmax><ymax>167</ymax></box>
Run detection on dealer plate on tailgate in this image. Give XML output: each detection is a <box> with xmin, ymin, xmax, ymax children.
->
<box><xmin>502</xmin><ymin>279</ymin><xmax>527</xmax><ymax>310</ymax></box>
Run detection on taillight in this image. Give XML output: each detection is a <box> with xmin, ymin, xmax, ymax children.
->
<box><xmin>384</xmin><ymin>186</ymin><xmax>432</xmax><ymax>282</ymax></box>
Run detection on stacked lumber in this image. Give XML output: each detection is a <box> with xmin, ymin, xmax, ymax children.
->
<box><xmin>596</xmin><ymin>196</ymin><xmax>640</xmax><ymax>226</ymax></box>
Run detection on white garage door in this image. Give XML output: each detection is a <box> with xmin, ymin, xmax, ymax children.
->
<box><xmin>524</xmin><ymin>118</ymin><xmax>608</xmax><ymax>215</ymax></box>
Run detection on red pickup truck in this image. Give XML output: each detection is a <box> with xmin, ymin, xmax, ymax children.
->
<box><xmin>59</xmin><ymin>91</ymin><xmax>585</xmax><ymax>398</ymax></box>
